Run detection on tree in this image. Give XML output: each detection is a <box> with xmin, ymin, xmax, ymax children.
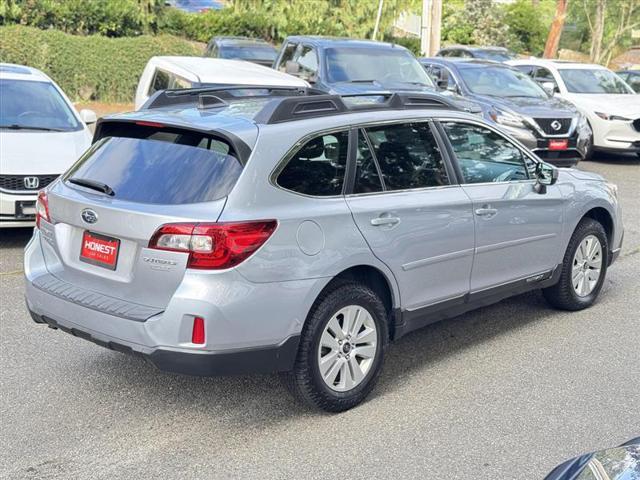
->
<box><xmin>544</xmin><ymin>0</ymin><xmax>569</xmax><ymax>58</ymax></box>
<box><xmin>586</xmin><ymin>0</ymin><xmax>606</xmax><ymax>62</ymax></box>
<box><xmin>572</xmin><ymin>0</ymin><xmax>640</xmax><ymax>64</ymax></box>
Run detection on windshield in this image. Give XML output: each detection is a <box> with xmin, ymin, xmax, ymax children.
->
<box><xmin>219</xmin><ymin>45</ymin><xmax>277</xmax><ymax>61</ymax></box>
<box><xmin>0</xmin><ymin>79</ymin><xmax>81</xmax><ymax>131</ymax></box>
<box><xmin>558</xmin><ymin>68</ymin><xmax>633</xmax><ymax>94</ymax></box>
<box><xmin>326</xmin><ymin>47</ymin><xmax>434</xmax><ymax>87</ymax></box>
<box><xmin>66</xmin><ymin>132</ymin><xmax>242</xmax><ymax>205</ymax></box>
<box><xmin>458</xmin><ymin>66</ymin><xmax>548</xmax><ymax>98</ymax></box>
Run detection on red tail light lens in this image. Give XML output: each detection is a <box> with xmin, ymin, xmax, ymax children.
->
<box><xmin>35</xmin><ymin>190</ymin><xmax>50</xmax><ymax>228</ymax></box>
<box><xmin>149</xmin><ymin>220</ymin><xmax>277</xmax><ymax>270</ymax></box>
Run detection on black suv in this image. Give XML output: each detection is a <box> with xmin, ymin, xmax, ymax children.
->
<box><xmin>204</xmin><ymin>36</ymin><xmax>277</xmax><ymax>67</ymax></box>
<box><xmin>421</xmin><ymin>58</ymin><xmax>592</xmax><ymax>166</ymax></box>
<box><xmin>272</xmin><ymin>36</ymin><xmax>481</xmax><ymax>114</ymax></box>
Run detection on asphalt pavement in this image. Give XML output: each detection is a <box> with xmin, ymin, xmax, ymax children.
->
<box><xmin>1</xmin><ymin>153</ymin><xmax>638</xmax><ymax>480</ymax></box>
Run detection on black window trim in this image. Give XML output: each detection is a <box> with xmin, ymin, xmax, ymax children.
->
<box><xmin>434</xmin><ymin>117</ymin><xmax>541</xmax><ymax>186</ymax></box>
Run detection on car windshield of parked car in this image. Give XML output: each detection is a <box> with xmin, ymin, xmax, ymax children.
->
<box><xmin>326</xmin><ymin>47</ymin><xmax>435</xmax><ymax>87</ymax></box>
<box><xmin>558</xmin><ymin>68</ymin><xmax>633</xmax><ymax>94</ymax></box>
<box><xmin>0</xmin><ymin>79</ymin><xmax>81</xmax><ymax>131</ymax></box>
<box><xmin>458</xmin><ymin>66</ymin><xmax>548</xmax><ymax>98</ymax></box>
<box><xmin>219</xmin><ymin>45</ymin><xmax>277</xmax><ymax>62</ymax></box>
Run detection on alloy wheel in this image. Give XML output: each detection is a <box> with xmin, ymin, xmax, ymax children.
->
<box><xmin>317</xmin><ymin>305</ymin><xmax>378</xmax><ymax>392</ymax></box>
<box><xmin>572</xmin><ymin>235</ymin><xmax>603</xmax><ymax>297</ymax></box>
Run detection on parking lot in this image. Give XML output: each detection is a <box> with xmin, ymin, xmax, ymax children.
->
<box><xmin>0</xmin><ymin>153</ymin><xmax>638</xmax><ymax>479</ymax></box>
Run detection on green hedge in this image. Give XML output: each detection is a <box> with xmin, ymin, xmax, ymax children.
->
<box><xmin>0</xmin><ymin>25</ymin><xmax>202</xmax><ymax>102</ymax></box>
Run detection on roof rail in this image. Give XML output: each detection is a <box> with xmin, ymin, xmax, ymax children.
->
<box><xmin>142</xmin><ymin>85</ymin><xmax>321</xmax><ymax>110</ymax></box>
<box><xmin>255</xmin><ymin>92</ymin><xmax>461</xmax><ymax>124</ymax></box>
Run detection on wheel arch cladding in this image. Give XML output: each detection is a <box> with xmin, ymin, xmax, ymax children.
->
<box><xmin>315</xmin><ymin>265</ymin><xmax>397</xmax><ymax>340</ymax></box>
<box><xmin>583</xmin><ymin>206</ymin><xmax>614</xmax><ymax>247</ymax></box>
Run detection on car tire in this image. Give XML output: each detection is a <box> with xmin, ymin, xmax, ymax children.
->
<box><xmin>582</xmin><ymin>123</ymin><xmax>594</xmax><ymax>161</ymax></box>
<box><xmin>543</xmin><ymin>218</ymin><xmax>608</xmax><ymax>311</ymax></box>
<box><xmin>283</xmin><ymin>281</ymin><xmax>389</xmax><ymax>413</ymax></box>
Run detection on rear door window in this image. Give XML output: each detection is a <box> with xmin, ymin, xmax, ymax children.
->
<box><xmin>354</xmin><ymin>132</ymin><xmax>383</xmax><ymax>194</ymax></box>
<box><xmin>363</xmin><ymin>123</ymin><xmax>450</xmax><ymax>191</ymax></box>
<box><xmin>65</xmin><ymin>128</ymin><xmax>242</xmax><ymax>205</ymax></box>
<box><xmin>277</xmin><ymin>131</ymin><xmax>348</xmax><ymax>196</ymax></box>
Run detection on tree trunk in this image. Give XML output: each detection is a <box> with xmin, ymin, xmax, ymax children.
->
<box><xmin>589</xmin><ymin>0</ymin><xmax>606</xmax><ymax>62</ymax></box>
<box><xmin>543</xmin><ymin>0</ymin><xmax>569</xmax><ymax>58</ymax></box>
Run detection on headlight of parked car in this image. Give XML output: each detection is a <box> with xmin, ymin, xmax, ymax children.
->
<box><xmin>595</xmin><ymin>112</ymin><xmax>631</xmax><ymax>121</ymax></box>
<box><xmin>577</xmin><ymin>112</ymin><xmax>589</xmax><ymax>129</ymax></box>
<box><xmin>489</xmin><ymin>108</ymin><xmax>526</xmax><ymax>129</ymax></box>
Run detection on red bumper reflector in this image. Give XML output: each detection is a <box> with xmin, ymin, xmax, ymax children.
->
<box><xmin>192</xmin><ymin>317</ymin><xmax>205</xmax><ymax>345</ymax></box>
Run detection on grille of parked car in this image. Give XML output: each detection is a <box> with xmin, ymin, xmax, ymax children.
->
<box><xmin>0</xmin><ymin>174</ymin><xmax>58</xmax><ymax>192</ymax></box>
<box><xmin>633</xmin><ymin>118</ymin><xmax>640</xmax><ymax>132</ymax></box>
<box><xmin>533</xmin><ymin>118</ymin><xmax>573</xmax><ymax>136</ymax></box>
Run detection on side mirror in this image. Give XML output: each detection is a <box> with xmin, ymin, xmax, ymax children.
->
<box><xmin>541</xmin><ymin>81</ymin><xmax>556</xmax><ymax>96</ymax></box>
<box><xmin>284</xmin><ymin>60</ymin><xmax>300</xmax><ymax>76</ymax></box>
<box><xmin>534</xmin><ymin>162</ymin><xmax>558</xmax><ymax>194</ymax></box>
<box><xmin>446</xmin><ymin>83</ymin><xmax>458</xmax><ymax>94</ymax></box>
<box><xmin>436</xmin><ymin>79</ymin><xmax>448</xmax><ymax>90</ymax></box>
<box><xmin>79</xmin><ymin>109</ymin><xmax>97</xmax><ymax>125</ymax></box>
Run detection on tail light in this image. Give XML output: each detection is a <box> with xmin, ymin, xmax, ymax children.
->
<box><xmin>35</xmin><ymin>190</ymin><xmax>50</xmax><ymax>228</ymax></box>
<box><xmin>148</xmin><ymin>220</ymin><xmax>277</xmax><ymax>270</ymax></box>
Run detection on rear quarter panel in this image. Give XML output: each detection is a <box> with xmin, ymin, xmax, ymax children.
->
<box><xmin>219</xmin><ymin>120</ymin><xmax>401</xmax><ymax>308</ymax></box>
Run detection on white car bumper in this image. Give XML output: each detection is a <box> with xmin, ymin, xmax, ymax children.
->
<box><xmin>590</xmin><ymin>116</ymin><xmax>640</xmax><ymax>153</ymax></box>
<box><xmin>0</xmin><ymin>190</ymin><xmax>38</xmax><ymax>228</ymax></box>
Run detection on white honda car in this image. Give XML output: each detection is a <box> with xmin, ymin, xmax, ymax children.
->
<box><xmin>1</xmin><ymin>63</ymin><xmax>95</xmax><ymax>228</ymax></box>
<box><xmin>509</xmin><ymin>59</ymin><xmax>640</xmax><ymax>158</ymax></box>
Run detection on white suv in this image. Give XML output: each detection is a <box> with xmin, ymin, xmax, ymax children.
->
<box><xmin>1</xmin><ymin>64</ymin><xmax>95</xmax><ymax>228</ymax></box>
<box><xmin>509</xmin><ymin>59</ymin><xmax>640</xmax><ymax>158</ymax></box>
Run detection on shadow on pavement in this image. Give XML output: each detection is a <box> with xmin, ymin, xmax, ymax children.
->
<box><xmin>76</xmin><ymin>289</ymin><xmax>557</xmax><ymax>422</ymax></box>
<box><xmin>0</xmin><ymin>227</ymin><xmax>33</xmax><ymax>248</ymax></box>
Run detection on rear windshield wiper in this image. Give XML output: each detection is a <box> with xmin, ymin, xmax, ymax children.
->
<box><xmin>68</xmin><ymin>178</ymin><xmax>115</xmax><ymax>196</ymax></box>
<box><xmin>0</xmin><ymin>124</ymin><xmax>65</xmax><ymax>132</ymax></box>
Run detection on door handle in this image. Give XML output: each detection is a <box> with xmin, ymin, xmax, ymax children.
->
<box><xmin>370</xmin><ymin>216</ymin><xmax>400</xmax><ymax>227</ymax></box>
<box><xmin>475</xmin><ymin>207</ymin><xmax>498</xmax><ymax>217</ymax></box>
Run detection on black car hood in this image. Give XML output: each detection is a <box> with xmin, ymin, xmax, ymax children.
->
<box><xmin>472</xmin><ymin>94</ymin><xmax>577</xmax><ymax>118</ymax></box>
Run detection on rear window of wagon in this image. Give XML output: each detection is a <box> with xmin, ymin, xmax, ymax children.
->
<box><xmin>65</xmin><ymin>127</ymin><xmax>242</xmax><ymax>205</ymax></box>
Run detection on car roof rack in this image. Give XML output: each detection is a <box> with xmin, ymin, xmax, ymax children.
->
<box><xmin>142</xmin><ymin>85</ymin><xmax>323</xmax><ymax>110</ymax></box>
<box><xmin>255</xmin><ymin>92</ymin><xmax>461</xmax><ymax>124</ymax></box>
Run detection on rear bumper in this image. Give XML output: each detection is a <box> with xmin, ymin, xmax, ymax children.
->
<box><xmin>28</xmin><ymin>309</ymin><xmax>300</xmax><ymax>376</ymax></box>
<box><xmin>24</xmin><ymin>229</ymin><xmax>319</xmax><ymax>375</ymax></box>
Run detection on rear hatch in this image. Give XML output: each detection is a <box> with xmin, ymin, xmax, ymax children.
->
<box><xmin>38</xmin><ymin>121</ymin><xmax>249</xmax><ymax>309</ymax></box>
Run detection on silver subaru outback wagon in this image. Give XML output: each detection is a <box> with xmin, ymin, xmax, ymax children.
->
<box><xmin>24</xmin><ymin>87</ymin><xmax>623</xmax><ymax>412</ymax></box>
